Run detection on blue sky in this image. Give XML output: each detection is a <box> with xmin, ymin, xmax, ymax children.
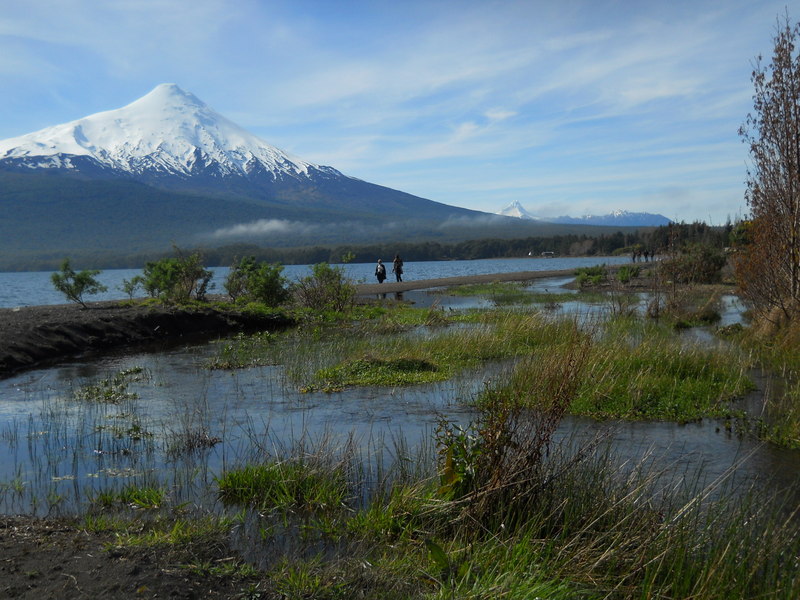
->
<box><xmin>0</xmin><ymin>0</ymin><xmax>794</xmax><ymax>223</ymax></box>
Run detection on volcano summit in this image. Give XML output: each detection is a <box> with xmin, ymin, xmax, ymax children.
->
<box><xmin>2</xmin><ymin>84</ymin><xmax>528</xmax><ymax>267</ymax></box>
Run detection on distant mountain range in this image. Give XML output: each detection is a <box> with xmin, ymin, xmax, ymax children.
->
<box><xmin>0</xmin><ymin>84</ymin><xmax>659</xmax><ymax>269</ymax></box>
<box><xmin>497</xmin><ymin>200</ymin><xmax>671</xmax><ymax>227</ymax></box>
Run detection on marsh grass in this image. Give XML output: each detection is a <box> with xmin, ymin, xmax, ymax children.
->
<box><xmin>715</xmin><ymin>316</ymin><xmax>800</xmax><ymax>447</ymax></box>
<box><xmin>72</xmin><ymin>366</ymin><xmax>148</xmax><ymax>404</ymax></box>
<box><xmin>5</xmin><ymin>281</ymin><xmax>799</xmax><ymax>597</ymax></box>
<box><xmin>91</xmin><ymin>484</ymin><xmax>166</xmax><ymax>509</ymax></box>
<box><xmin>218</xmin><ymin>303</ymin><xmax>755</xmax><ymax>424</ymax></box>
<box><xmin>574</xmin><ymin>333</ymin><xmax>753</xmax><ymax>421</ymax></box>
<box><xmin>207</xmin><ymin>331</ymin><xmax>277</xmax><ymax>369</ymax></box>
<box><xmin>440</xmin><ymin>281</ymin><xmax>611</xmax><ymax>308</ymax></box>
<box><xmin>305</xmin><ymin>311</ymin><xmax>575</xmax><ymax>390</ymax></box>
<box><xmin>217</xmin><ymin>460</ymin><xmax>353</xmax><ymax>514</ymax></box>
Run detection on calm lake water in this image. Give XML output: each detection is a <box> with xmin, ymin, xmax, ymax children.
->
<box><xmin>0</xmin><ymin>256</ymin><xmax>632</xmax><ymax>308</ymax></box>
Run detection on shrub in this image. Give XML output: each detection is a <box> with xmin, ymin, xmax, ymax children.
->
<box><xmin>575</xmin><ymin>265</ymin><xmax>608</xmax><ymax>287</ymax></box>
<box><xmin>616</xmin><ymin>264</ymin><xmax>640</xmax><ymax>284</ymax></box>
<box><xmin>141</xmin><ymin>250</ymin><xmax>213</xmax><ymax>304</ymax></box>
<box><xmin>51</xmin><ymin>259</ymin><xmax>108</xmax><ymax>308</ymax></box>
<box><xmin>660</xmin><ymin>243</ymin><xmax>726</xmax><ymax>284</ymax></box>
<box><xmin>291</xmin><ymin>262</ymin><xmax>356</xmax><ymax>312</ymax></box>
<box><xmin>119</xmin><ymin>275</ymin><xmax>143</xmax><ymax>300</ymax></box>
<box><xmin>224</xmin><ymin>256</ymin><xmax>289</xmax><ymax>306</ymax></box>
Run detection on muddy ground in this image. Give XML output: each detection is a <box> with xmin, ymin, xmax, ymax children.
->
<box><xmin>0</xmin><ymin>516</ymin><xmax>271</xmax><ymax>599</ymax></box>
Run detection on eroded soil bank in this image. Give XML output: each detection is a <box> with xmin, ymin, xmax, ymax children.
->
<box><xmin>0</xmin><ymin>301</ymin><xmax>293</xmax><ymax>378</ymax></box>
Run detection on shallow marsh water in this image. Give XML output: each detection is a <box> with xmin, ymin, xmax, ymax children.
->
<box><xmin>0</xmin><ymin>279</ymin><xmax>797</xmax><ymax>517</ymax></box>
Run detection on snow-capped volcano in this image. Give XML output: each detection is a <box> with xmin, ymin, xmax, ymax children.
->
<box><xmin>0</xmin><ymin>84</ymin><xmax>493</xmax><ymax>264</ymax></box>
<box><xmin>0</xmin><ymin>83</ymin><xmax>335</xmax><ymax>181</ymax></box>
<box><xmin>497</xmin><ymin>200</ymin><xmax>540</xmax><ymax>220</ymax></box>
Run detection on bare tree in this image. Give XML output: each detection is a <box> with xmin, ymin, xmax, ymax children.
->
<box><xmin>736</xmin><ymin>13</ymin><xmax>800</xmax><ymax>321</ymax></box>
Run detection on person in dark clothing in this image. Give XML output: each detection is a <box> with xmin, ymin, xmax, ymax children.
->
<box><xmin>375</xmin><ymin>259</ymin><xmax>387</xmax><ymax>283</ymax></box>
<box><xmin>392</xmin><ymin>254</ymin><xmax>404</xmax><ymax>282</ymax></box>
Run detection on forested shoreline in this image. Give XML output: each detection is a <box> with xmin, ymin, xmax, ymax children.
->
<box><xmin>7</xmin><ymin>221</ymin><xmax>734</xmax><ymax>272</ymax></box>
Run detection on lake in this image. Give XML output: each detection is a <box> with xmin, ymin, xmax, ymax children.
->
<box><xmin>0</xmin><ymin>256</ymin><xmax>633</xmax><ymax>309</ymax></box>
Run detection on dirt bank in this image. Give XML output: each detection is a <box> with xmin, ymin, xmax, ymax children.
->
<box><xmin>0</xmin><ymin>301</ymin><xmax>293</xmax><ymax>379</ymax></box>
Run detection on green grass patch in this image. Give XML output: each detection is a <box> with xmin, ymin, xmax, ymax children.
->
<box><xmin>217</xmin><ymin>461</ymin><xmax>351</xmax><ymax>513</ymax></box>
<box><xmin>575</xmin><ymin>265</ymin><xmax>608</xmax><ymax>287</ymax></box>
<box><xmin>316</xmin><ymin>356</ymin><xmax>441</xmax><ymax>389</ymax></box>
<box><xmin>305</xmin><ymin>312</ymin><xmax>576</xmax><ymax>390</ymax></box>
<box><xmin>91</xmin><ymin>484</ymin><xmax>166</xmax><ymax>510</ymax></box>
<box><xmin>575</xmin><ymin>342</ymin><xmax>752</xmax><ymax>421</ymax></box>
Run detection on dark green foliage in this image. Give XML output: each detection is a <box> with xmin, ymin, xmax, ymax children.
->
<box><xmin>660</xmin><ymin>243</ymin><xmax>727</xmax><ymax>284</ymax></box>
<box><xmin>616</xmin><ymin>264</ymin><xmax>641</xmax><ymax>284</ymax></box>
<box><xmin>575</xmin><ymin>265</ymin><xmax>608</xmax><ymax>287</ymax></box>
<box><xmin>224</xmin><ymin>256</ymin><xmax>289</xmax><ymax>306</ymax></box>
<box><xmin>291</xmin><ymin>262</ymin><xmax>356</xmax><ymax>312</ymax></box>
<box><xmin>50</xmin><ymin>258</ymin><xmax>108</xmax><ymax>308</ymax></box>
<box><xmin>119</xmin><ymin>275</ymin><xmax>144</xmax><ymax>300</ymax></box>
<box><xmin>141</xmin><ymin>249</ymin><xmax>213</xmax><ymax>304</ymax></box>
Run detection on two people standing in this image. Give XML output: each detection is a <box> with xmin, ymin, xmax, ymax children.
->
<box><xmin>375</xmin><ymin>254</ymin><xmax>404</xmax><ymax>283</ymax></box>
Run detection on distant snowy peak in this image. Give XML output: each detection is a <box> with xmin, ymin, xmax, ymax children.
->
<box><xmin>549</xmin><ymin>210</ymin><xmax>671</xmax><ymax>226</ymax></box>
<box><xmin>0</xmin><ymin>83</ymin><xmax>335</xmax><ymax>180</ymax></box>
<box><xmin>497</xmin><ymin>200</ymin><xmax>541</xmax><ymax>220</ymax></box>
<box><xmin>498</xmin><ymin>203</ymin><xmax>670</xmax><ymax>227</ymax></box>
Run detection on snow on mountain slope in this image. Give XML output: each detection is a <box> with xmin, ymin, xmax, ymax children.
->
<box><xmin>497</xmin><ymin>203</ymin><xmax>671</xmax><ymax>226</ymax></box>
<box><xmin>548</xmin><ymin>210</ymin><xmax>671</xmax><ymax>226</ymax></box>
<box><xmin>0</xmin><ymin>83</ymin><xmax>333</xmax><ymax>180</ymax></box>
<box><xmin>497</xmin><ymin>200</ymin><xmax>541</xmax><ymax>220</ymax></box>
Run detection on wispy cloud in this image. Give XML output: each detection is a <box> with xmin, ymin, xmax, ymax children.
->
<box><xmin>209</xmin><ymin>219</ymin><xmax>321</xmax><ymax>239</ymax></box>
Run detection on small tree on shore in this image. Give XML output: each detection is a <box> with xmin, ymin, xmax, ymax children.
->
<box><xmin>141</xmin><ymin>248</ymin><xmax>213</xmax><ymax>304</ymax></box>
<box><xmin>224</xmin><ymin>256</ymin><xmax>289</xmax><ymax>306</ymax></box>
<box><xmin>51</xmin><ymin>259</ymin><xmax>108</xmax><ymax>308</ymax></box>
<box><xmin>736</xmin><ymin>13</ymin><xmax>800</xmax><ymax>321</ymax></box>
<box><xmin>292</xmin><ymin>263</ymin><xmax>356</xmax><ymax>312</ymax></box>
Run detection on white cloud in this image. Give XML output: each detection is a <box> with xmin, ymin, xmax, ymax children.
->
<box><xmin>210</xmin><ymin>219</ymin><xmax>320</xmax><ymax>239</ymax></box>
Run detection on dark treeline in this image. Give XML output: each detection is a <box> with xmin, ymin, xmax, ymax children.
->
<box><xmin>6</xmin><ymin>221</ymin><xmax>734</xmax><ymax>272</ymax></box>
<box><xmin>201</xmin><ymin>221</ymin><xmax>734</xmax><ymax>267</ymax></box>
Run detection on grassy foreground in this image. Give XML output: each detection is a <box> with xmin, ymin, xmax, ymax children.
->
<box><xmin>8</xmin><ymin>281</ymin><xmax>798</xmax><ymax>598</ymax></box>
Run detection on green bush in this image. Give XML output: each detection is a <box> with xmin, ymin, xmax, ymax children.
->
<box><xmin>291</xmin><ymin>262</ymin><xmax>356</xmax><ymax>312</ymax></box>
<box><xmin>141</xmin><ymin>250</ymin><xmax>212</xmax><ymax>304</ymax></box>
<box><xmin>224</xmin><ymin>256</ymin><xmax>289</xmax><ymax>306</ymax></box>
<box><xmin>51</xmin><ymin>259</ymin><xmax>108</xmax><ymax>308</ymax></box>
<box><xmin>575</xmin><ymin>265</ymin><xmax>608</xmax><ymax>287</ymax></box>
<box><xmin>119</xmin><ymin>275</ymin><xmax>143</xmax><ymax>300</ymax></box>
<box><xmin>661</xmin><ymin>244</ymin><xmax>726</xmax><ymax>284</ymax></box>
<box><xmin>617</xmin><ymin>264</ymin><xmax>641</xmax><ymax>284</ymax></box>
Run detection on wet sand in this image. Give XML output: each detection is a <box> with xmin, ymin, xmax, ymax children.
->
<box><xmin>355</xmin><ymin>267</ymin><xmax>579</xmax><ymax>295</ymax></box>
